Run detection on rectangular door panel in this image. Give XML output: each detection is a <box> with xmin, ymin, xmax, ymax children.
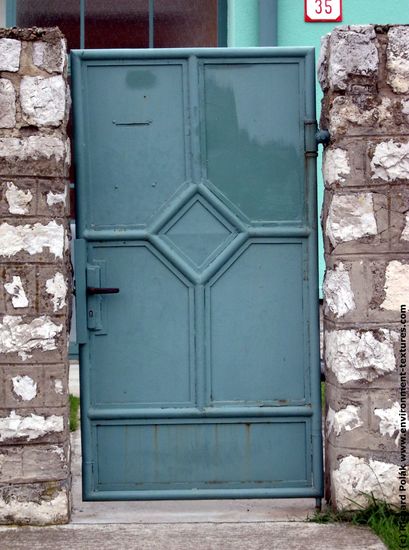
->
<box><xmin>89</xmin><ymin>243</ymin><xmax>195</xmax><ymax>407</ymax></box>
<box><xmin>202</xmin><ymin>61</ymin><xmax>304</xmax><ymax>224</ymax></box>
<box><xmin>94</xmin><ymin>419</ymin><xmax>310</xmax><ymax>492</ymax></box>
<box><xmin>84</xmin><ymin>62</ymin><xmax>189</xmax><ymax>229</ymax></box>
<box><xmin>207</xmin><ymin>241</ymin><xmax>306</xmax><ymax>405</ymax></box>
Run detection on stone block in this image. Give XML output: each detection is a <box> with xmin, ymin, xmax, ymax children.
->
<box><xmin>0</xmin><ymin>179</ymin><xmax>36</xmax><ymax>217</ymax></box>
<box><xmin>324</xmin><ymin>190</ymin><xmax>389</xmax><ymax>255</ymax></box>
<box><xmin>0</xmin><ymin>218</ymin><xmax>67</xmax><ymax>264</ymax></box>
<box><xmin>326</xmin><ymin>444</ymin><xmax>401</xmax><ymax>510</ymax></box>
<box><xmin>0</xmin><ymin>314</ymin><xmax>67</xmax><ymax>365</ymax></box>
<box><xmin>390</xmin><ymin>188</ymin><xmax>409</xmax><ymax>251</ymax></box>
<box><xmin>326</xmin><ymin>25</ymin><xmax>379</xmax><ymax>92</ymax></box>
<box><xmin>0</xmin><ymin>38</ymin><xmax>21</xmax><ymax>72</ymax></box>
<box><xmin>0</xmin><ymin>79</ymin><xmax>16</xmax><ymax>128</ymax></box>
<box><xmin>0</xmin><ymin>480</ymin><xmax>70</xmax><ymax>525</ymax></box>
<box><xmin>2</xmin><ymin>364</ymin><xmax>43</xmax><ymax>408</ymax></box>
<box><xmin>369</xmin><ymin>140</ymin><xmax>409</xmax><ymax>183</ymax></box>
<box><xmin>0</xmin><ymin>136</ymin><xmax>70</xmax><ymax>177</ymax></box>
<box><xmin>42</xmin><ymin>364</ymin><xmax>68</xmax><ymax>407</ymax></box>
<box><xmin>324</xmin><ymin>259</ymin><xmax>406</xmax><ymax>325</ymax></box>
<box><xmin>0</xmin><ymin>406</ymin><xmax>67</xmax><ymax>445</ymax></box>
<box><xmin>369</xmin><ymin>390</ymin><xmax>404</xmax><ymax>449</ymax></box>
<box><xmin>387</xmin><ymin>26</ymin><xmax>409</xmax><ymax>94</ymax></box>
<box><xmin>324</xmin><ymin>327</ymin><xmax>399</xmax><ymax>385</ymax></box>
<box><xmin>327</xmin><ymin>96</ymin><xmax>400</xmax><ymax>138</ymax></box>
<box><xmin>32</xmin><ymin>39</ymin><xmax>66</xmax><ymax>74</ymax></box>
<box><xmin>0</xmin><ymin>442</ymin><xmax>69</xmax><ymax>483</ymax></box>
<box><xmin>20</xmin><ymin>76</ymin><xmax>66</xmax><ymax>128</ymax></box>
<box><xmin>325</xmin><ymin>383</ymin><xmax>399</xmax><ymax>452</ymax></box>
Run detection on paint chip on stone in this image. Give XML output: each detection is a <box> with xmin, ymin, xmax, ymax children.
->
<box><xmin>12</xmin><ymin>375</ymin><xmax>37</xmax><ymax>401</ymax></box>
<box><xmin>332</xmin><ymin>455</ymin><xmax>400</xmax><ymax>509</ymax></box>
<box><xmin>371</xmin><ymin>141</ymin><xmax>409</xmax><ymax>181</ymax></box>
<box><xmin>325</xmin><ymin>329</ymin><xmax>397</xmax><ymax>383</ymax></box>
<box><xmin>323</xmin><ymin>148</ymin><xmax>351</xmax><ymax>186</ymax></box>
<box><xmin>381</xmin><ymin>261</ymin><xmax>409</xmax><ymax>311</ymax></box>
<box><xmin>46</xmin><ymin>273</ymin><xmax>67</xmax><ymax>312</ymax></box>
<box><xmin>0</xmin><ymin>221</ymin><xmax>65</xmax><ymax>258</ymax></box>
<box><xmin>327</xmin><ymin>405</ymin><xmax>363</xmax><ymax>436</ymax></box>
<box><xmin>4</xmin><ymin>276</ymin><xmax>29</xmax><ymax>308</ymax></box>
<box><xmin>5</xmin><ymin>182</ymin><xmax>33</xmax><ymax>215</ymax></box>
<box><xmin>374</xmin><ymin>402</ymin><xmax>402</xmax><ymax>446</ymax></box>
<box><xmin>323</xmin><ymin>263</ymin><xmax>355</xmax><ymax>317</ymax></box>
<box><xmin>46</xmin><ymin>187</ymin><xmax>67</xmax><ymax>207</ymax></box>
<box><xmin>0</xmin><ymin>79</ymin><xmax>16</xmax><ymax>128</ymax></box>
<box><xmin>401</xmin><ymin>213</ymin><xmax>409</xmax><ymax>241</ymax></box>
<box><xmin>326</xmin><ymin>193</ymin><xmax>377</xmax><ymax>246</ymax></box>
<box><xmin>54</xmin><ymin>379</ymin><xmax>63</xmax><ymax>395</ymax></box>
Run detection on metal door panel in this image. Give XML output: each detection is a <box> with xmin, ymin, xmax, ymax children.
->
<box><xmin>94</xmin><ymin>419</ymin><xmax>311</xmax><ymax>495</ymax></box>
<box><xmin>206</xmin><ymin>240</ymin><xmax>306</xmax><ymax>406</ymax></box>
<box><xmin>202</xmin><ymin>61</ymin><xmax>304</xmax><ymax>224</ymax></box>
<box><xmin>84</xmin><ymin>62</ymin><xmax>189</xmax><ymax>229</ymax></box>
<box><xmin>88</xmin><ymin>243</ymin><xmax>195</xmax><ymax>407</ymax></box>
<box><xmin>72</xmin><ymin>48</ymin><xmax>322</xmax><ymax>500</ymax></box>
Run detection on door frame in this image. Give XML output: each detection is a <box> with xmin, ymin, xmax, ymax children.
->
<box><xmin>72</xmin><ymin>47</ymin><xmax>323</xmax><ymax>501</ymax></box>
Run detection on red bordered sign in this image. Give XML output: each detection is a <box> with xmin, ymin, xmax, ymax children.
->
<box><xmin>305</xmin><ymin>0</ymin><xmax>343</xmax><ymax>22</ymax></box>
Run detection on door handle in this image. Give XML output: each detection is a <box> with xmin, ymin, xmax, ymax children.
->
<box><xmin>87</xmin><ymin>287</ymin><xmax>120</xmax><ymax>295</ymax></box>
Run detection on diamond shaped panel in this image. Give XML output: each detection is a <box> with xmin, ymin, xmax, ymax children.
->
<box><xmin>161</xmin><ymin>198</ymin><xmax>236</xmax><ymax>269</ymax></box>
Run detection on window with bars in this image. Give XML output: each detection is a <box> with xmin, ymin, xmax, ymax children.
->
<box><xmin>8</xmin><ymin>0</ymin><xmax>227</xmax><ymax>50</ymax></box>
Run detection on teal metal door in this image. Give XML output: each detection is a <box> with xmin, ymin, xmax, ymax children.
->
<box><xmin>72</xmin><ymin>48</ymin><xmax>322</xmax><ymax>500</ymax></box>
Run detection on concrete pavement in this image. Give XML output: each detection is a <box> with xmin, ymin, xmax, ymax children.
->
<box><xmin>0</xmin><ymin>522</ymin><xmax>387</xmax><ymax>550</ymax></box>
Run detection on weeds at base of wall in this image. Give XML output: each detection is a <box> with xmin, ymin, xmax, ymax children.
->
<box><xmin>69</xmin><ymin>394</ymin><xmax>80</xmax><ymax>432</ymax></box>
<box><xmin>309</xmin><ymin>494</ymin><xmax>409</xmax><ymax>550</ymax></box>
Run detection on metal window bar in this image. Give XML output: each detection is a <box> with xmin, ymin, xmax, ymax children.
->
<box><xmin>7</xmin><ymin>0</ymin><xmax>227</xmax><ymax>48</ymax></box>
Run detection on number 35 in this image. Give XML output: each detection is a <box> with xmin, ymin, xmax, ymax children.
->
<box><xmin>315</xmin><ymin>0</ymin><xmax>333</xmax><ymax>15</ymax></box>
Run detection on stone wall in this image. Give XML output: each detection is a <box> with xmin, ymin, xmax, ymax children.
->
<box><xmin>0</xmin><ymin>28</ymin><xmax>71</xmax><ymax>524</ymax></box>
<box><xmin>320</xmin><ymin>25</ymin><xmax>409</xmax><ymax>510</ymax></box>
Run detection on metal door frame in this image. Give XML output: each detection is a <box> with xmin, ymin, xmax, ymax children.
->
<box><xmin>72</xmin><ymin>47</ymin><xmax>323</xmax><ymax>501</ymax></box>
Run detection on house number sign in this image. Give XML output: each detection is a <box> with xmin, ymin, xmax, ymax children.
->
<box><xmin>305</xmin><ymin>0</ymin><xmax>343</xmax><ymax>22</ymax></box>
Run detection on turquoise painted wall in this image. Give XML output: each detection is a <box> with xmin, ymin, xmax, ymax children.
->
<box><xmin>277</xmin><ymin>0</ymin><xmax>409</xmax><ymax>292</ymax></box>
<box><xmin>228</xmin><ymin>0</ymin><xmax>259</xmax><ymax>46</ymax></box>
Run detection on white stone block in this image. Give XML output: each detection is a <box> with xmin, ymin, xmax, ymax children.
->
<box><xmin>332</xmin><ymin>456</ymin><xmax>400</xmax><ymax>510</ymax></box>
<box><xmin>387</xmin><ymin>26</ymin><xmax>409</xmax><ymax>94</ymax></box>
<box><xmin>326</xmin><ymin>193</ymin><xmax>377</xmax><ymax>246</ymax></box>
<box><xmin>0</xmin><ymin>38</ymin><xmax>21</xmax><ymax>72</ymax></box>
<box><xmin>371</xmin><ymin>140</ymin><xmax>409</xmax><ymax>181</ymax></box>
<box><xmin>20</xmin><ymin>76</ymin><xmax>66</xmax><ymax>127</ymax></box>
<box><xmin>326</xmin><ymin>329</ymin><xmax>397</xmax><ymax>383</ymax></box>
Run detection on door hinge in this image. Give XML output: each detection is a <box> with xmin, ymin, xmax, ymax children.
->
<box><xmin>304</xmin><ymin>119</ymin><xmax>318</xmax><ymax>157</ymax></box>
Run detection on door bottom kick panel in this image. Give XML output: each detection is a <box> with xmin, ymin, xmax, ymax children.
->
<box><xmin>87</xmin><ymin>419</ymin><xmax>313</xmax><ymax>493</ymax></box>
